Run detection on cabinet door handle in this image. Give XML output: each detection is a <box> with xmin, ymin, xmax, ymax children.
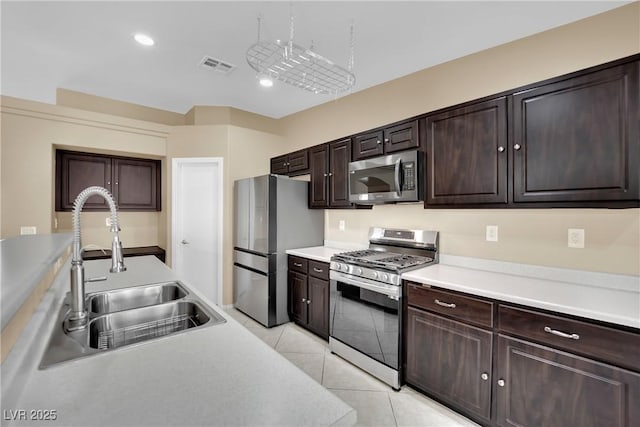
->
<box><xmin>497</xmin><ymin>379</ymin><xmax>505</xmax><ymax>387</ymax></box>
<box><xmin>306</xmin><ymin>300</ymin><xmax>311</xmax><ymax>305</ymax></box>
<box><xmin>328</xmin><ymin>172</ymin><xmax>333</xmax><ymax>177</ymax></box>
<box><xmin>384</xmin><ymin>138</ymin><xmax>390</xmax><ymax>143</ymax></box>
<box><xmin>313</xmin><ymin>267</ymin><xmax>323</xmax><ymax>273</ymax></box>
<box><xmin>376</xmin><ymin>140</ymin><xmax>382</xmax><ymax>145</ymax></box>
<box><xmin>293</xmin><ymin>262</ymin><xmax>303</xmax><ymax>267</ymax></box>
<box><xmin>514</xmin><ymin>144</ymin><xmax>521</xmax><ymax>151</ymax></box>
<box><xmin>301</xmin><ymin>298</ymin><xmax>306</xmax><ymax>303</ymax></box>
<box><xmin>434</xmin><ymin>299</ymin><xmax>456</xmax><ymax>309</ymax></box>
<box><xmin>497</xmin><ymin>146</ymin><xmax>505</xmax><ymax>153</ymax></box>
<box><xmin>481</xmin><ymin>373</ymin><xmax>489</xmax><ymax>381</ymax></box>
<box><xmin>544</xmin><ymin>326</ymin><xmax>580</xmax><ymax>340</ymax></box>
<box><xmin>323</xmin><ymin>173</ymin><xmax>328</xmax><ymax>177</ymax></box>
<box><xmin>107</xmin><ymin>181</ymin><xmax>111</xmax><ymax>185</ymax></box>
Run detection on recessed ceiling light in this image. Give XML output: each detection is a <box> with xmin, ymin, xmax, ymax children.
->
<box><xmin>134</xmin><ymin>33</ymin><xmax>154</xmax><ymax>46</ymax></box>
<box><xmin>258</xmin><ymin>75</ymin><xmax>274</xmax><ymax>88</ymax></box>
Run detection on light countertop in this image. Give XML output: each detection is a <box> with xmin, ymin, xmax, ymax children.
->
<box><xmin>286</xmin><ymin>246</ymin><xmax>346</xmax><ymax>263</ymax></box>
<box><xmin>403</xmin><ymin>264</ymin><xmax>640</xmax><ymax>329</ymax></box>
<box><xmin>1</xmin><ymin>255</ymin><xmax>355</xmax><ymax>426</ymax></box>
<box><xmin>0</xmin><ymin>233</ymin><xmax>72</xmax><ymax>329</ymax></box>
<box><xmin>286</xmin><ymin>245</ymin><xmax>639</xmax><ymax>329</ymax></box>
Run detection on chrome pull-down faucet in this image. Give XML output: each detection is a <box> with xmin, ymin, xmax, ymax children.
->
<box><xmin>65</xmin><ymin>186</ymin><xmax>126</xmax><ymax>331</ymax></box>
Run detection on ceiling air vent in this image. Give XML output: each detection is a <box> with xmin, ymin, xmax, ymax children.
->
<box><xmin>199</xmin><ymin>56</ymin><xmax>236</xmax><ymax>74</ymax></box>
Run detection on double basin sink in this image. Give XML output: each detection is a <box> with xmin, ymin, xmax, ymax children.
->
<box><xmin>40</xmin><ymin>281</ymin><xmax>226</xmax><ymax>368</ymax></box>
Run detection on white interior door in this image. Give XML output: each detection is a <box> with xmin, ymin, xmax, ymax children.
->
<box><xmin>172</xmin><ymin>158</ymin><xmax>223</xmax><ymax>305</ymax></box>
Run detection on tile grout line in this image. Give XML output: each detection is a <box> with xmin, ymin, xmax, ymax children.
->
<box><xmin>387</xmin><ymin>390</ymin><xmax>400</xmax><ymax>427</ymax></box>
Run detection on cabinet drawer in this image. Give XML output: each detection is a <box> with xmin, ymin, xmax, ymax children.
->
<box><xmin>308</xmin><ymin>260</ymin><xmax>329</xmax><ymax>280</ymax></box>
<box><xmin>288</xmin><ymin>256</ymin><xmax>308</xmax><ymax>273</ymax></box>
<box><xmin>406</xmin><ymin>283</ymin><xmax>494</xmax><ymax>328</ymax></box>
<box><xmin>498</xmin><ymin>305</ymin><xmax>640</xmax><ymax>372</ymax></box>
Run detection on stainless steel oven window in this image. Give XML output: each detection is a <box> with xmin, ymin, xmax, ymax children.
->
<box><xmin>329</xmin><ymin>278</ymin><xmax>400</xmax><ymax>369</ymax></box>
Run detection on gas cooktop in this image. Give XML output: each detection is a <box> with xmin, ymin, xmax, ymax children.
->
<box><xmin>332</xmin><ymin>249</ymin><xmax>433</xmax><ymax>272</ymax></box>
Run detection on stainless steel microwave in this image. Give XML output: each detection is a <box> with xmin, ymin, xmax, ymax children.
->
<box><xmin>348</xmin><ymin>150</ymin><xmax>423</xmax><ymax>204</ymax></box>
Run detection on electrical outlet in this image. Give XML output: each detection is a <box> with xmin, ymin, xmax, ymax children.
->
<box><xmin>486</xmin><ymin>225</ymin><xmax>498</xmax><ymax>242</ymax></box>
<box><xmin>20</xmin><ymin>226</ymin><xmax>37</xmax><ymax>235</ymax></box>
<box><xmin>568</xmin><ymin>228</ymin><xmax>585</xmax><ymax>248</ymax></box>
<box><xmin>338</xmin><ymin>220</ymin><xmax>346</xmax><ymax>231</ymax></box>
<box><xmin>106</xmin><ymin>217</ymin><xmax>112</xmax><ymax>227</ymax></box>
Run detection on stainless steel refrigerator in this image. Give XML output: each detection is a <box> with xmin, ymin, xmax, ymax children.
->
<box><xmin>233</xmin><ymin>174</ymin><xmax>324</xmax><ymax>327</ymax></box>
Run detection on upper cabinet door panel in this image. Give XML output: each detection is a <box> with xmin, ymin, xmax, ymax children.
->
<box><xmin>328</xmin><ymin>139</ymin><xmax>352</xmax><ymax>207</ymax></box>
<box><xmin>383</xmin><ymin>120</ymin><xmax>420</xmax><ymax>154</ymax></box>
<box><xmin>287</xmin><ymin>149</ymin><xmax>309</xmax><ymax>174</ymax></box>
<box><xmin>425</xmin><ymin>97</ymin><xmax>508</xmax><ymax>205</ymax></box>
<box><xmin>56</xmin><ymin>151</ymin><xmax>112</xmax><ymax>211</ymax></box>
<box><xmin>309</xmin><ymin>145</ymin><xmax>329</xmax><ymax>208</ymax></box>
<box><xmin>113</xmin><ymin>158</ymin><xmax>160</xmax><ymax>210</ymax></box>
<box><xmin>270</xmin><ymin>155</ymin><xmax>289</xmax><ymax>175</ymax></box>
<box><xmin>352</xmin><ymin>130</ymin><xmax>384</xmax><ymax>161</ymax></box>
<box><xmin>512</xmin><ymin>61</ymin><xmax>639</xmax><ymax>203</ymax></box>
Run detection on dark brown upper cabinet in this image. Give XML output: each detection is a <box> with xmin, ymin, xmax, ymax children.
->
<box><xmin>424</xmin><ymin>55</ymin><xmax>639</xmax><ymax>208</ymax></box>
<box><xmin>512</xmin><ymin>60</ymin><xmax>639</xmax><ymax>205</ymax></box>
<box><xmin>309</xmin><ymin>139</ymin><xmax>352</xmax><ymax>208</ymax></box>
<box><xmin>55</xmin><ymin>150</ymin><xmax>161</xmax><ymax>211</ymax></box>
<box><xmin>270</xmin><ymin>149</ymin><xmax>309</xmax><ymax>176</ymax></box>
<box><xmin>352</xmin><ymin>119</ymin><xmax>420</xmax><ymax>161</ymax></box>
<box><xmin>425</xmin><ymin>97</ymin><xmax>508</xmax><ymax>206</ymax></box>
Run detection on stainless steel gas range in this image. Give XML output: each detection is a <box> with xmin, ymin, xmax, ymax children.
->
<box><xmin>329</xmin><ymin>227</ymin><xmax>439</xmax><ymax>390</ymax></box>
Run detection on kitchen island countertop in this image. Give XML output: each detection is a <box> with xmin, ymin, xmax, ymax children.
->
<box><xmin>1</xmin><ymin>255</ymin><xmax>356</xmax><ymax>426</ymax></box>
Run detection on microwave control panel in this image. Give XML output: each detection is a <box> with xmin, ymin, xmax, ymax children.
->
<box><xmin>403</xmin><ymin>162</ymin><xmax>416</xmax><ymax>190</ymax></box>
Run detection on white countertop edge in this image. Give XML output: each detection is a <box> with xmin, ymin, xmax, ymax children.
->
<box><xmin>440</xmin><ymin>254</ymin><xmax>639</xmax><ymax>293</ymax></box>
<box><xmin>0</xmin><ymin>233</ymin><xmax>73</xmax><ymax>329</ymax></box>
<box><xmin>402</xmin><ymin>270</ymin><xmax>640</xmax><ymax>330</ymax></box>
<box><xmin>423</xmin><ymin>279</ymin><xmax>640</xmax><ymax>329</ymax></box>
<box><xmin>1</xmin><ymin>255</ymin><xmax>71</xmax><ymax>411</ymax></box>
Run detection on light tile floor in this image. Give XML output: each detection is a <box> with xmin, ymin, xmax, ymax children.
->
<box><xmin>224</xmin><ymin>307</ymin><xmax>480</xmax><ymax>427</ymax></box>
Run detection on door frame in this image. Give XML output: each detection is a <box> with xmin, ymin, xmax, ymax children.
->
<box><xmin>171</xmin><ymin>157</ymin><xmax>224</xmax><ymax>306</ymax></box>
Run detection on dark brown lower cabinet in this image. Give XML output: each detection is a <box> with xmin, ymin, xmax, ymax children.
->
<box><xmin>289</xmin><ymin>270</ymin><xmax>307</xmax><ymax>325</ymax></box>
<box><xmin>406</xmin><ymin>306</ymin><xmax>492</xmax><ymax>423</ymax></box>
<box><xmin>306</xmin><ymin>276</ymin><xmax>329</xmax><ymax>339</ymax></box>
<box><xmin>495</xmin><ymin>334</ymin><xmax>640</xmax><ymax>427</ymax></box>
<box><xmin>288</xmin><ymin>256</ymin><xmax>329</xmax><ymax>340</ymax></box>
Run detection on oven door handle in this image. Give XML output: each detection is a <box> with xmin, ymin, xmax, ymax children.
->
<box><xmin>330</xmin><ymin>271</ymin><xmax>400</xmax><ymax>298</ymax></box>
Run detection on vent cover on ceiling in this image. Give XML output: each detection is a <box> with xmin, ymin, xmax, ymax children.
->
<box><xmin>199</xmin><ymin>56</ymin><xmax>236</xmax><ymax>74</ymax></box>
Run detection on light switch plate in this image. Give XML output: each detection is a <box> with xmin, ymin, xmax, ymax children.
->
<box><xmin>568</xmin><ymin>228</ymin><xmax>585</xmax><ymax>248</ymax></box>
<box><xmin>486</xmin><ymin>225</ymin><xmax>498</xmax><ymax>242</ymax></box>
<box><xmin>106</xmin><ymin>217</ymin><xmax>112</xmax><ymax>227</ymax></box>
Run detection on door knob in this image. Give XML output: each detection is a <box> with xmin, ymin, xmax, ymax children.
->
<box><xmin>181</xmin><ymin>239</ymin><xmax>189</xmax><ymax>245</ymax></box>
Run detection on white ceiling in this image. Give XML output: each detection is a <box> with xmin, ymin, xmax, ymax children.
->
<box><xmin>1</xmin><ymin>1</ymin><xmax>629</xmax><ymax>119</ymax></box>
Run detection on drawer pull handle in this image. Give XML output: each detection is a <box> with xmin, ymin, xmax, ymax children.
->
<box><xmin>293</xmin><ymin>262</ymin><xmax>303</xmax><ymax>267</ymax></box>
<box><xmin>434</xmin><ymin>299</ymin><xmax>456</xmax><ymax>309</ymax></box>
<box><xmin>544</xmin><ymin>326</ymin><xmax>580</xmax><ymax>340</ymax></box>
<box><xmin>313</xmin><ymin>267</ymin><xmax>323</xmax><ymax>273</ymax></box>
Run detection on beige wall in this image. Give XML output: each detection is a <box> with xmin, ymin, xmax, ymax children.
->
<box><xmin>279</xmin><ymin>3</ymin><xmax>640</xmax><ymax>275</ymax></box>
<box><xmin>166</xmin><ymin>124</ymin><xmax>285</xmax><ymax>304</ymax></box>
<box><xmin>0</xmin><ymin>96</ymin><xmax>169</xmax><ymax>249</ymax></box>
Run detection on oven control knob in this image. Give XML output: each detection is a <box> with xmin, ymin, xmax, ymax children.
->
<box><xmin>382</xmin><ymin>274</ymin><xmax>389</xmax><ymax>282</ymax></box>
<box><xmin>335</xmin><ymin>263</ymin><xmax>341</xmax><ymax>271</ymax></box>
<box><xmin>356</xmin><ymin>268</ymin><xmax>363</xmax><ymax>275</ymax></box>
<box><xmin>372</xmin><ymin>272</ymin><xmax>378</xmax><ymax>279</ymax></box>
